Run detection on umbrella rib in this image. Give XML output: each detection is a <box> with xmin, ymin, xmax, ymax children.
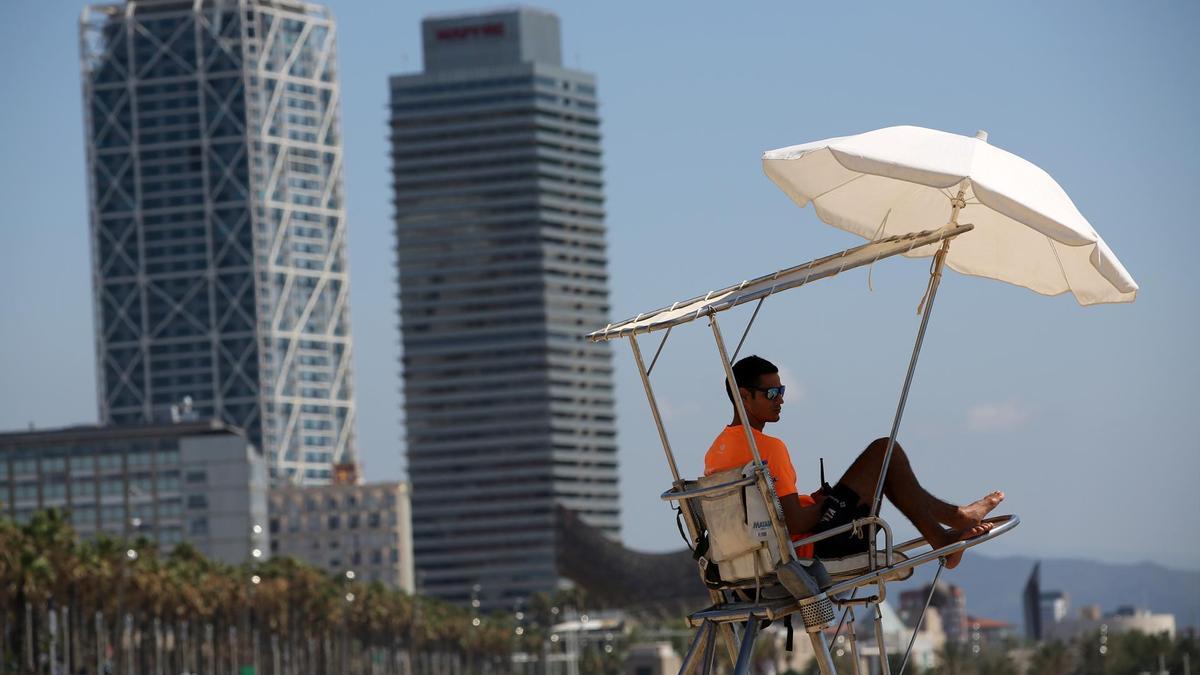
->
<box><xmin>810</xmin><ymin>173</ymin><xmax>868</xmax><ymax>203</ymax></box>
<box><xmin>1046</xmin><ymin>236</ymin><xmax>1074</xmax><ymax>295</ymax></box>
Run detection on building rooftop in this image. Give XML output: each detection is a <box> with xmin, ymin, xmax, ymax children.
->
<box><xmin>0</xmin><ymin>419</ymin><xmax>243</xmax><ymax>446</ymax></box>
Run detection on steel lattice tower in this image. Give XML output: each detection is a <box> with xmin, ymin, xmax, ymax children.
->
<box><xmin>391</xmin><ymin>8</ymin><xmax>620</xmax><ymax>608</ymax></box>
<box><xmin>81</xmin><ymin>0</ymin><xmax>356</xmax><ymax>484</ymax></box>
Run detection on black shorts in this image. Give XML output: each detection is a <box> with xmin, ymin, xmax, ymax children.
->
<box><xmin>813</xmin><ymin>483</ymin><xmax>871</xmax><ymax>559</ymax></box>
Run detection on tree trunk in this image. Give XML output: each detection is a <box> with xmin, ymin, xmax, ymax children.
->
<box><xmin>205</xmin><ymin>621</ymin><xmax>215</xmax><ymax>675</ymax></box>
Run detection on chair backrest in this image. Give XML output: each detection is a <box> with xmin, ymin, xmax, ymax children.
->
<box><xmin>694</xmin><ymin>462</ymin><xmax>787</xmax><ymax>584</ymax></box>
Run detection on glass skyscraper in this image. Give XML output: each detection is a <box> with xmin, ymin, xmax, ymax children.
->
<box><xmin>390</xmin><ymin>8</ymin><xmax>620</xmax><ymax>607</ymax></box>
<box><xmin>81</xmin><ymin>0</ymin><xmax>356</xmax><ymax>484</ymax></box>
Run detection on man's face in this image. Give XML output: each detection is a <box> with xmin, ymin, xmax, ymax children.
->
<box><xmin>739</xmin><ymin>372</ymin><xmax>784</xmax><ymax>425</ymax></box>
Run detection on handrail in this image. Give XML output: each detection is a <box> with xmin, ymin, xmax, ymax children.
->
<box><xmin>823</xmin><ymin>514</ymin><xmax>1019</xmax><ymax>599</ymax></box>
<box><xmin>660</xmin><ymin>476</ymin><xmax>757</xmax><ymax>502</ymax></box>
<box><xmin>789</xmin><ymin>515</ymin><xmax>894</xmax><ymax>565</ymax></box>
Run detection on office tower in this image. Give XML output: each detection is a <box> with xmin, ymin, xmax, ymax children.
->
<box><xmin>268</xmin><ymin>481</ymin><xmax>415</xmax><ymax>591</ymax></box>
<box><xmin>0</xmin><ymin>420</ymin><xmax>268</xmax><ymax>565</ymax></box>
<box><xmin>80</xmin><ymin>0</ymin><xmax>356</xmax><ymax>484</ymax></box>
<box><xmin>390</xmin><ymin>8</ymin><xmax>619</xmax><ymax>607</ymax></box>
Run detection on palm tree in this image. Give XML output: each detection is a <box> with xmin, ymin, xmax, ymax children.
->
<box><xmin>1028</xmin><ymin>640</ymin><xmax>1075</xmax><ymax>675</ymax></box>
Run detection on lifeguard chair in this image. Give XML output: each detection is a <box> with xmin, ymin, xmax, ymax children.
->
<box><xmin>589</xmin><ymin>125</ymin><xmax>1136</xmax><ymax>674</ymax></box>
<box><xmin>591</xmin><ymin>225</ymin><xmax>1017</xmax><ymax>674</ymax></box>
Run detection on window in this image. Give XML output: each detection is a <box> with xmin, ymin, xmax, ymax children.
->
<box><xmin>185</xmin><ymin>470</ymin><xmax>207</xmax><ymax>484</ymax></box>
<box><xmin>327</xmin><ymin>515</ymin><xmax>339</xmax><ymax>530</ymax></box>
<box><xmin>71</xmin><ymin>508</ymin><xmax>94</xmax><ymax>527</ymax></box>
<box><xmin>348</xmin><ymin>514</ymin><xmax>359</xmax><ymax>530</ymax></box>
<box><xmin>368</xmin><ymin>512</ymin><xmax>380</xmax><ymax>528</ymax></box>
<box><xmin>73</xmin><ymin>479</ymin><xmax>96</xmax><ymax>501</ymax></box>
<box><xmin>189</xmin><ymin>518</ymin><xmax>208</xmax><ymax>535</ymax></box>
<box><xmin>186</xmin><ymin>494</ymin><xmax>208</xmax><ymax>509</ymax></box>
<box><xmin>69</xmin><ymin>456</ymin><xmax>94</xmax><ymax>474</ymax></box>
<box><xmin>269</xmin><ymin>518</ymin><xmax>280</xmax><ymax>534</ymax></box>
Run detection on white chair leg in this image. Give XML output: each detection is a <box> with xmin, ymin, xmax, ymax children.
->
<box><xmin>807</xmin><ymin>630</ymin><xmax>838</xmax><ymax>675</ymax></box>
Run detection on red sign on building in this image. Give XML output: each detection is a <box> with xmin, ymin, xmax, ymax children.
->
<box><xmin>435</xmin><ymin>23</ymin><xmax>505</xmax><ymax>41</ymax></box>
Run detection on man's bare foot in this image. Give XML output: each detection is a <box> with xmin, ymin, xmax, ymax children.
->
<box><xmin>938</xmin><ymin>522</ymin><xmax>995</xmax><ymax>569</ymax></box>
<box><xmin>946</xmin><ymin>491</ymin><xmax>1005</xmax><ymax>530</ymax></box>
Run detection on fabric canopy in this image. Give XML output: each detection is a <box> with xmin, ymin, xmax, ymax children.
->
<box><xmin>589</xmin><ymin>224</ymin><xmax>969</xmax><ymax>342</ymax></box>
<box><xmin>762</xmin><ymin>125</ymin><xmax>1138</xmax><ymax>305</ymax></box>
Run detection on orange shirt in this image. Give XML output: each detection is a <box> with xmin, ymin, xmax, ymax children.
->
<box><xmin>705</xmin><ymin>425</ymin><xmax>816</xmax><ymax>558</ymax></box>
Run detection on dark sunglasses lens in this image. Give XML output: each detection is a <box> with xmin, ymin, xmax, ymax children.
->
<box><xmin>766</xmin><ymin>386</ymin><xmax>785</xmax><ymax>400</ymax></box>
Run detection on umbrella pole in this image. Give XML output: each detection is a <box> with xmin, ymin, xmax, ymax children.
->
<box><xmin>867</xmin><ymin>188</ymin><xmax>966</xmax><ymax>527</ymax></box>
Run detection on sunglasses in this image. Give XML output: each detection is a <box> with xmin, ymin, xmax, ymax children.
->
<box><xmin>750</xmin><ymin>385</ymin><xmax>786</xmax><ymax>400</ymax></box>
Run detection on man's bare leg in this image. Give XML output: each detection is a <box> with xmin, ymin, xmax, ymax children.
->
<box><xmin>835</xmin><ymin>438</ymin><xmax>1004</xmax><ymax>569</ymax></box>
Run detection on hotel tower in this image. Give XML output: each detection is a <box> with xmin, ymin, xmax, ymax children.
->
<box><xmin>390</xmin><ymin>8</ymin><xmax>620</xmax><ymax>607</ymax></box>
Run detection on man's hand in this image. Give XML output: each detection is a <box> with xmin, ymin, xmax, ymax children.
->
<box><xmin>780</xmin><ymin>492</ymin><xmax>824</xmax><ymax>536</ymax></box>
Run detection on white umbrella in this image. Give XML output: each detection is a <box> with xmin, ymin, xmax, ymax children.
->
<box><xmin>762</xmin><ymin>125</ymin><xmax>1138</xmax><ymax>305</ymax></box>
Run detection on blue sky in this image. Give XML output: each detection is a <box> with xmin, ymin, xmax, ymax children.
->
<box><xmin>2</xmin><ymin>2</ymin><xmax>1197</xmax><ymax>571</ymax></box>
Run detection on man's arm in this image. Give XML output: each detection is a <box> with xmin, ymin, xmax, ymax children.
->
<box><xmin>779</xmin><ymin>492</ymin><xmax>824</xmax><ymax>536</ymax></box>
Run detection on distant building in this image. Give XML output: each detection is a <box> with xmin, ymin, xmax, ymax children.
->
<box><xmin>623</xmin><ymin>643</ymin><xmax>681</xmax><ymax>675</ymax></box>
<box><xmin>1045</xmin><ymin>605</ymin><xmax>1176</xmax><ymax>642</ymax></box>
<box><xmin>899</xmin><ymin>581</ymin><xmax>967</xmax><ymax>643</ymax></box>
<box><xmin>966</xmin><ymin>616</ymin><xmax>1015</xmax><ymax>649</ymax></box>
<box><xmin>390</xmin><ymin>7</ymin><xmax>619</xmax><ymax>608</ymax></box>
<box><xmin>0</xmin><ymin>420</ymin><xmax>268</xmax><ymax>565</ymax></box>
<box><xmin>1040</xmin><ymin>591</ymin><xmax>1070</xmax><ymax>632</ymax></box>
<box><xmin>849</xmin><ymin>601</ymin><xmax>943</xmax><ymax>674</ymax></box>
<box><xmin>80</xmin><ymin>0</ymin><xmax>358</xmax><ymax>484</ymax></box>
<box><xmin>1023</xmin><ymin>562</ymin><xmax>1042</xmax><ymax>639</ymax></box>
<box><xmin>268</xmin><ymin>480</ymin><xmax>415</xmax><ymax>592</ymax></box>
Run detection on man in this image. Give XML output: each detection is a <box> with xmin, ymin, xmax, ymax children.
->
<box><xmin>706</xmin><ymin>355</ymin><xmax>1003</xmax><ymax>569</ymax></box>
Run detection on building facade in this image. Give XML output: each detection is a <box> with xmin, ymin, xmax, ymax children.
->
<box><xmin>900</xmin><ymin>581</ymin><xmax>968</xmax><ymax>643</ymax></box>
<box><xmin>80</xmin><ymin>0</ymin><xmax>356</xmax><ymax>484</ymax></box>
<box><xmin>1039</xmin><ymin>590</ymin><xmax>1070</xmax><ymax>634</ymax></box>
<box><xmin>390</xmin><ymin>8</ymin><xmax>620</xmax><ymax>607</ymax></box>
<box><xmin>268</xmin><ymin>480</ymin><xmax>415</xmax><ymax>592</ymax></box>
<box><xmin>1045</xmin><ymin>605</ymin><xmax>1176</xmax><ymax>642</ymax></box>
<box><xmin>0</xmin><ymin>420</ymin><xmax>268</xmax><ymax>565</ymax></box>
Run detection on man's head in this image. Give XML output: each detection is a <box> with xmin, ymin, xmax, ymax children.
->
<box><xmin>725</xmin><ymin>355</ymin><xmax>785</xmax><ymax>427</ymax></box>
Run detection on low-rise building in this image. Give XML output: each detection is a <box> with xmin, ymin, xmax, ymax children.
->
<box><xmin>899</xmin><ymin>581</ymin><xmax>967</xmax><ymax>643</ymax></box>
<box><xmin>1046</xmin><ymin>605</ymin><xmax>1176</xmax><ymax>642</ymax></box>
<box><xmin>0</xmin><ymin>420</ymin><xmax>268</xmax><ymax>565</ymax></box>
<box><xmin>966</xmin><ymin>616</ymin><xmax>1015</xmax><ymax>649</ymax></box>
<box><xmin>268</xmin><ymin>478</ymin><xmax>414</xmax><ymax>591</ymax></box>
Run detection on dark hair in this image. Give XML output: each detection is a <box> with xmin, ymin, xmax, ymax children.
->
<box><xmin>724</xmin><ymin>355</ymin><xmax>778</xmax><ymax>403</ymax></box>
